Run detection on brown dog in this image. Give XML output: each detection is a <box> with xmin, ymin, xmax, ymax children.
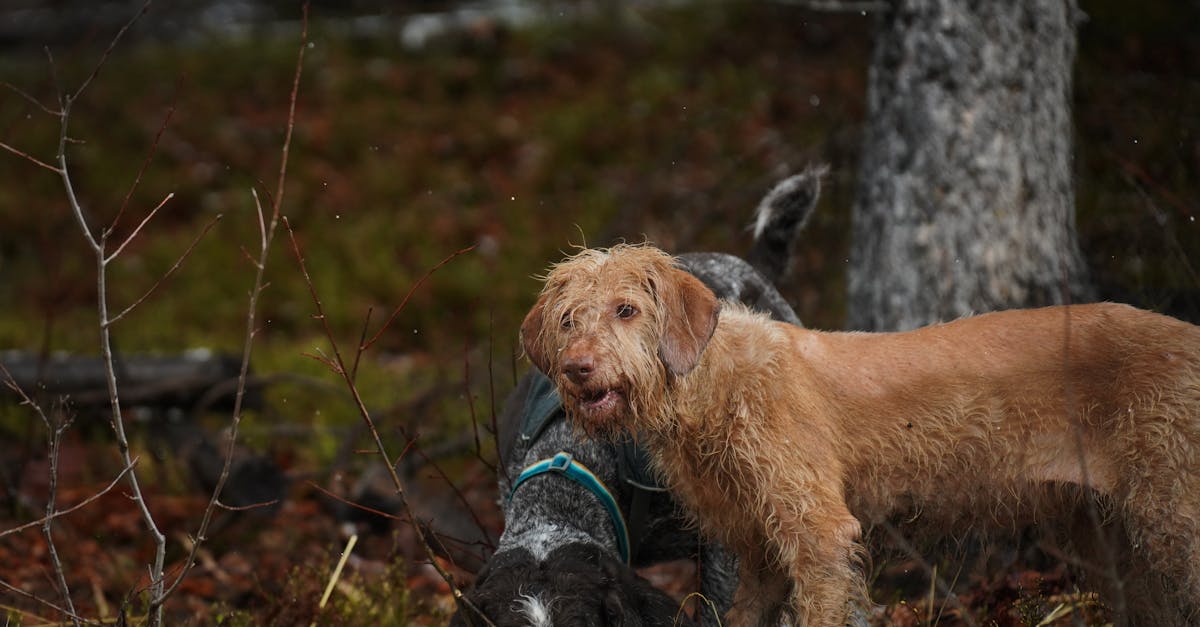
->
<box><xmin>521</xmin><ymin>244</ymin><xmax>1200</xmax><ymax>626</ymax></box>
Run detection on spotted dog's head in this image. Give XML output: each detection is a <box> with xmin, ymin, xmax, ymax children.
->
<box><xmin>452</xmin><ymin>544</ymin><xmax>686</xmax><ymax>627</ymax></box>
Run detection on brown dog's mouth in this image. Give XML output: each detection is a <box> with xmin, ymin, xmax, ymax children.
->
<box><xmin>564</xmin><ymin>379</ymin><xmax>633</xmax><ymax>420</ymax></box>
<box><xmin>564</xmin><ymin>379</ymin><xmax>638</xmax><ymax>434</ymax></box>
<box><xmin>580</xmin><ymin>387</ymin><xmax>621</xmax><ymax>411</ymax></box>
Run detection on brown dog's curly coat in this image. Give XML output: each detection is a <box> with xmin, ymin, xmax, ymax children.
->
<box><xmin>521</xmin><ymin>244</ymin><xmax>1200</xmax><ymax>626</ymax></box>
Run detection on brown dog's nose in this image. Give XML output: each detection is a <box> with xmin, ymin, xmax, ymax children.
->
<box><xmin>562</xmin><ymin>353</ymin><xmax>595</xmax><ymax>384</ymax></box>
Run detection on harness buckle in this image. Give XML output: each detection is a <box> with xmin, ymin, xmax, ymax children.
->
<box><xmin>548</xmin><ymin>452</ymin><xmax>573</xmax><ymax>473</ymax></box>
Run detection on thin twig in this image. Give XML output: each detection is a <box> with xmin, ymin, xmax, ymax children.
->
<box><xmin>43</xmin><ymin>416</ymin><xmax>80</xmax><ymax>626</ymax></box>
<box><xmin>879</xmin><ymin>523</ymin><xmax>978</xmax><ymax>627</ymax></box>
<box><xmin>105</xmin><ymin>192</ymin><xmax>175</xmax><ymax>264</ymax></box>
<box><xmin>0</xmin><ymin>140</ymin><xmax>62</xmax><ymax>173</ymax></box>
<box><xmin>349</xmin><ymin>307</ymin><xmax>373</xmax><ymax>385</ymax></box>
<box><xmin>489</xmin><ymin>319</ymin><xmax>510</xmax><ymax>485</ymax></box>
<box><xmin>0</xmin><ymin>577</ymin><xmax>97</xmax><ymax>626</ymax></box>
<box><xmin>48</xmin><ymin>3</ymin><xmax>166</xmax><ymax>621</ymax></box>
<box><xmin>308</xmin><ymin>481</ymin><xmax>403</xmax><ymax>522</ymax></box>
<box><xmin>159</xmin><ymin>6</ymin><xmax>308</xmax><ymax>606</ymax></box>
<box><xmin>2</xmin><ymin>80</ymin><xmax>62</xmax><ymax>116</ymax></box>
<box><xmin>0</xmin><ymin>460</ymin><xmax>138</xmax><ymax>541</ymax></box>
<box><xmin>412</xmin><ymin>445</ymin><xmax>492</xmax><ymax>548</ymax></box>
<box><xmin>0</xmin><ymin>365</ymin><xmax>80</xmax><ymax>624</ymax></box>
<box><xmin>107</xmin><ymin>99</ymin><xmax>177</xmax><ymax>237</ymax></box>
<box><xmin>105</xmin><ymin>212</ymin><xmax>222</xmax><ymax>327</ymax></box>
<box><xmin>361</xmin><ymin>246</ymin><xmax>477</xmax><ymax>350</ymax></box>
<box><xmin>1107</xmin><ymin>148</ymin><xmax>1197</xmax><ymax>218</ymax></box>
<box><xmin>44</xmin><ymin>46</ymin><xmax>61</xmax><ymax>104</ymax></box>
<box><xmin>464</xmin><ymin>339</ymin><xmax>483</xmax><ymax>464</ymax></box>
<box><xmin>253</xmin><ymin>188</ymin><xmax>268</xmax><ymax>253</ymax></box>
<box><xmin>71</xmin><ymin>0</ymin><xmax>152</xmax><ymax>103</ymax></box>
<box><xmin>284</xmin><ymin>220</ymin><xmax>494</xmax><ymax>626</ymax></box>
<box><xmin>217</xmin><ymin>498</ymin><xmax>281</xmax><ymax>513</ymax></box>
<box><xmin>58</xmin><ymin>99</ymin><xmax>100</xmax><ymax>253</ymax></box>
<box><xmin>302</xmin><ymin>350</ymin><xmax>341</xmax><ymax>372</ymax></box>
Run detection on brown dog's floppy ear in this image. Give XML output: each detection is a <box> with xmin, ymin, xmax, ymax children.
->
<box><xmin>520</xmin><ymin>293</ymin><xmax>553</xmax><ymax>375</ymax></box>
<box><xmin>656</xmin><ymin>267</ymin><xmax>720</xmax><ymax>376</ymax></box>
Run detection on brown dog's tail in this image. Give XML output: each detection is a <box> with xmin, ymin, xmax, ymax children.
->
<box><xmin>747</xmin><ymin>165</ymin><xmax>826</xmax><ymax>284</ymax></box>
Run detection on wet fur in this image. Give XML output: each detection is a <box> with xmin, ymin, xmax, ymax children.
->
<box><xmin>454</xmin><ymin>254</ymin><xmax>800</xmax><ymax>627</ymax></box>
<box><xmin>454</xmin><ymin>171</ymin><xmax>822</xmax><ymax>626</ymax></box>
<box><xmin>523</xmin><ymin>244</ymin><xmax>1200</xmax><ymax>626</ymax></box>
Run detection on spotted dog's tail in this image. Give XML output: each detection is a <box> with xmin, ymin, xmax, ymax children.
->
<box><xmin>747</xmin><ymin>165</ymin><xmax>825</xmax><ymax>284</ymax></box>
<box><xmin>676</xmin><ymin>167</ymin><xmax>823</xmax><ymax>327</ymax></box>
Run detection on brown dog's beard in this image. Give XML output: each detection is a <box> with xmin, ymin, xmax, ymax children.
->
<box><xmin>561</xmin><ymin>383</ymin><xmax>632</xmax><ymax>440</ymax></box>
<box><xmin>557</xmin><ymin>370</ymin><xmax>670</xmax><ymax>441</ymax></box>
<box><xmin>564</xmin><ymin>404</ymin><xmax>630</xmax><ymax>441</ymax></box>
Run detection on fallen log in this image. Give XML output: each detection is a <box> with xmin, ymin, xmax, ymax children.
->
<box><xmin>0</xmin><ymin>349</ymin><xmax>260</xmax><ymax>413</ymax></box>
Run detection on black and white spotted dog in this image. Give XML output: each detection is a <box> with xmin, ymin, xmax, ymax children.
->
<box><xmin>452</xmin><ymin>169</ymin><xmax>822</xmax><ymax>627</ymax></box>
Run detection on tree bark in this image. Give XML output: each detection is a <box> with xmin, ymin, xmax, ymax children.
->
<box><xmin>848</xmin><ymin>0</ymin><xmax>1094</xmax><ymax>332</ymax></box>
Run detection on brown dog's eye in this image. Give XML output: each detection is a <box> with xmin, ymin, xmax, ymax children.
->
<box><xmin>616</xmin><ymin>304</ymin><xmax>638</xmax><ymax>319</ymax></box>
<box><xmin>561</xmin><ymin>313</ymin><xmax>573</xmax><ymax>329</ymax></box>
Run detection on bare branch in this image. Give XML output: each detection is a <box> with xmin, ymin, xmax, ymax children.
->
<box><xmin>50</xmin><ymin>8</ymin><xmax>170</xmax><ymax>620</ymax></box>
<box><xmin>2</xmin><ymin>80</ymin><xmax>61</xmax><ymax>116</ymax></box>
<box><xmin>71</xmin><ymin>0</ymin><xmax>152</xmax><ymax>103</ymax></box>
<box><xmin>105</xmin><ymin>192</ymin><xmax>175</xmax><ymax>264</ymax></box>
<box><xmin>463</xmin><ymin>339</ymin><xmax>495</xmax><ymax>475</ymax></box>
<box><xmin>0</xmin><ymin>361</ymin><xmax>84</xmax><ymax>617</ymax></box>
<box><xmin>0</xmin><ymin>140</ymin><xmax>63</xmax><ymax>174</ymax></box>
<box><xmin>252</xmin><ymin>187</ymin><xmax>267</xmax><ymax>252</ymax></box>
<box><xmin>285</xmin><ymin>218</ymin><xmax>492</xmax><ymax>625</ymax></box>
<box><xmin>270</xmin><ymin>0</ymin><xmax>308</xmax><ymax>220</ymax></box>
<box><xmin>105</xmin><ymin>212</ymin><xmax>222</xmax><ymax>327</ymax></box>
<box><xmin>43</xmin><ymin>414</ymin><xmax>81</xmax><ymax>626</ymax></box>
<box><xmin>57</xmin><ymin>100</ymin><xmax>100</xmax><ymax>253</ymax></box>
<box><xmin>0</xmin><ymin>363</ymin><xmax>51</xmax><ymax>429</ymax></box>
<box><xmin>43</xmin><ymin>46</ymin><xmax>61</xmax><ymax>107</ymax></box>
<box><xmin>215</xmin><ymin>498</ymin><xmax>280</xmax><ymax>513</ymax></box>
<box><xmin>108</xmin><ymin>100</ymin><xmax>177</xmax><ymax>236</ymax></box>
<box><xmin>0</xmin><ymin>577</ymin><xmax>97</xmax><ymax>626</ymax></box>
<box><xmin>0</xmin><ymin>460</ymin><xmax>137</xmax><ymax>541</ymax></box>
<box><xmin>486</xmin><ymin>313</ymin><xmax>504</xmax><ymax>482</ymax></box>
<box><xmin>302</xmin><ymin>350</ymin><xmax>341</xmax><ymax>373</ymax></box>
<box><xmin>413</xmin><ymin>444</ymin><xmax>492</xmax><ymax>545</ymax></box>
<box><xmin>349</xmin><ymin>307</ymin><xmax>373</xmax><ymax>383</ymax></box>
<box><xmin>308</xmin><ymin>481</ymin><xmax>403</xmax><ymax>522</ymax></box>
<box><xmin>160</xmin><ymin>4</ymin><xmax>307</xmax><ymax>605</ymax></box>
<box><xmin>363</xmin><ymin>245</ymin><xmax>477</xmax><ymax>350</ymax></box>
<box><xmin>879</xmin><ymin>522</ymin><xmax>978</xmax><ymax>627</ymax></box>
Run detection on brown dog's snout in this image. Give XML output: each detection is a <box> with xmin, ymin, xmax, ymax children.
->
<box><xmin>561</xmin><ymin>350</ymin><xmax>595</xmax><ymax>384</ymax></box>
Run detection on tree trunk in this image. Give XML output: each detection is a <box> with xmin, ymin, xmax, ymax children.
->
<box><xmin>848</xmin><ymin>0</ymin><xmax>1094</xmax><ymax>332</ymax></box>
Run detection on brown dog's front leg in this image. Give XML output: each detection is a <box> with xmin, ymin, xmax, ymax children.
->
<box><xmin>777</xmin><ymin>500</ymin><xmax>866</xmax><ymax>626</ymax></box>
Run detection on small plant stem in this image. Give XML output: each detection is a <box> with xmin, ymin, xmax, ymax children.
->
<box><xmin>285</xmin><ymin>221</ymin><xmax>494</xmax><ymax>626</ymax></box>
<box><xmin>315</xmin><ymin>533</ymin><xmax>359</xmax><ymax>620</ymax></box>
<box><xmin>55</xmin><ymin>93</ymin><xmax>168</xmax><ymax>625</ymax></box>
<box><xmin>161</xmin><ymin>3</ymin><xmax>309</xmax><ymax>604</ymax></box>
<box><xmin>0</xmin><ymin>365</ymin><xmax>80</xmax><ymax>624</ymax></box>
<box><xmin>43</xmin><ymin>420</ymin><xmax>80</xmax><ymax>627</ymax></box>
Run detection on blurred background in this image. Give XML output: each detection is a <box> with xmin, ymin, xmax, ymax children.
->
<box><xmin>0</xmin><ymin>1</ymin><xmax>1196</xmax><ymax>624</ymax></box>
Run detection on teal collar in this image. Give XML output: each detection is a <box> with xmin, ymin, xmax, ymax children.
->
<box><xmin>508</xmin><ymin>451</ymin><xmax>632</xmax><ymax>564</ymax></box>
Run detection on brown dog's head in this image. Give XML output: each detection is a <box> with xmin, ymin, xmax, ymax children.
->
<box><xmin>520</xmin><ymin>244</ymin><xmax>720</xmax><ymax>436</ymax></box>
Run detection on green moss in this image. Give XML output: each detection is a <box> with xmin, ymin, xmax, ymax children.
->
<box><xmin>213</xmin><ymin>549</ymin><xmax>417</xmax><ymax>626</ymax></box>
